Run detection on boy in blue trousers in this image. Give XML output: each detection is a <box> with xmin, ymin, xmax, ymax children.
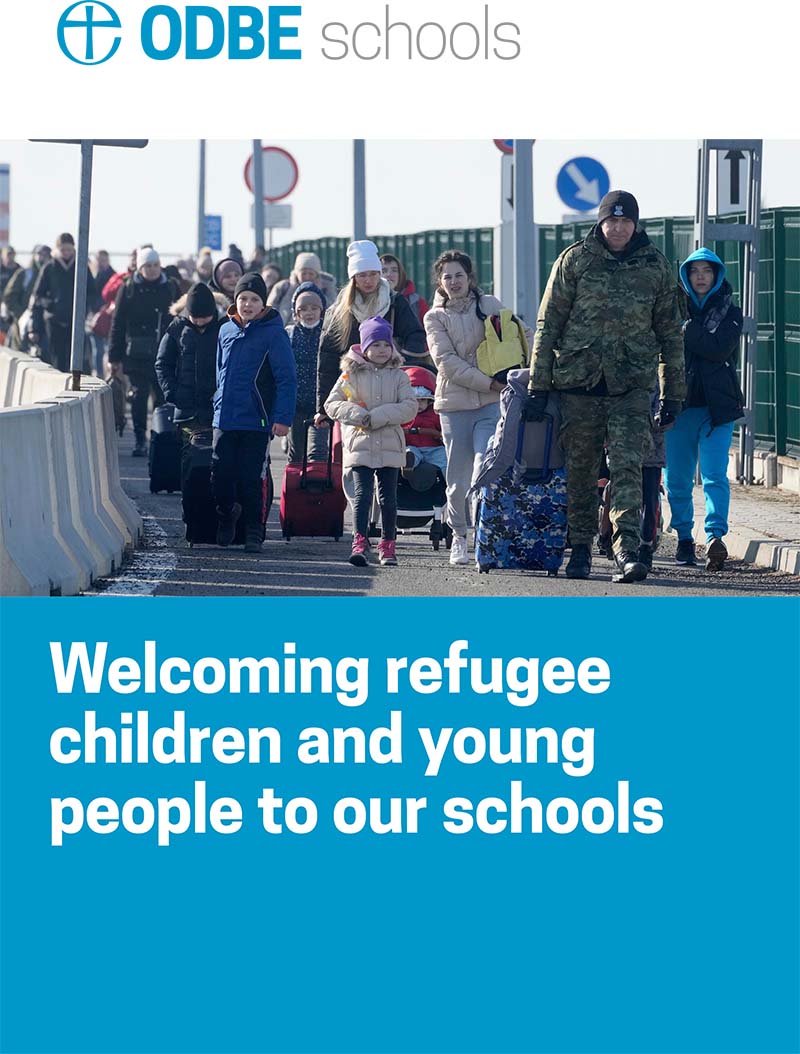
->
<box><xmin>213</xmin><ymin>272</ymin><xmax>297</xmax><ymax>553</ymax></box>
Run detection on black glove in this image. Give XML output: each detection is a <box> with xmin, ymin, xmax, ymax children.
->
<box><xmin>523</xmin><ymin>391</ymin><xmax>549</xmax><ymax>422</ymax></box>
<box><xmin>654</xmin><ymin>399</ymin><xmax>682</xmax><ymax>431</ymax></box>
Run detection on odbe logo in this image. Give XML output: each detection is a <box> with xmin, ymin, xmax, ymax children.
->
<box><xmin>57</xmin><ymin>1</ymin><xmax>122</xmax><ymax>66</ymax></box>
<box><xmin>57</xmin><ymin>3</ymin><xmax>302</xmax><ymax>63</ymax></box>
<box><xmin>141</xmin><ymin>5</ymin><xmax>301</xmax><ymax>60</ymax></box>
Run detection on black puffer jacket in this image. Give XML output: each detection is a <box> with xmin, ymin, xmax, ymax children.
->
<box><xmin>108</xmin><ymin>272</ymin><xmax>180</xmax><ymax>364</ymax></box>
<box><xmin>31</xmin><ymin>256</ymin><xmax>95</xmax><ymax>329</ymax></box>
<box><xmin>316</xmin><ymin>289</ymin><xmax>426</xmax><ymax>413</ymax></box>
<box><xmin>681</xmin><ymin>280</ymin><xmax>745</xmax><ymax>428</ymax></box>
<box><xmin>155</xmin><ymin>314</ymin><xmax>222</xmax><ymax>425</ymax></box>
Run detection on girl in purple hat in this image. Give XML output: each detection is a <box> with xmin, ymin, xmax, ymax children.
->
<box><xmin>324</xmin><ymin>316</ymin><xmax>417</xmax><ymax>567</ymax></box>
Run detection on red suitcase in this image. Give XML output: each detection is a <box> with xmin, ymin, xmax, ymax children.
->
<box><xmin>280</xmin><ymin>421</ymin><xmax>346</xmax><ymax>540</ymax></box>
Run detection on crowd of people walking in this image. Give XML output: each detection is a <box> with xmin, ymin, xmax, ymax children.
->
<box><xmin>0</xmin><ymin>189</ymin><xmax>746</xmax><ymax>580</ymax></box>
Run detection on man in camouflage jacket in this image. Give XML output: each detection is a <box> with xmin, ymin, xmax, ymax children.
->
<box><xmin>526</xmin><ymin>190</ymin><xmax>685</xmax><ymax>583</ymax></box>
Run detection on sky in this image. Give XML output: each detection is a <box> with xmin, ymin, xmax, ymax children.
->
<box><xmin>1</xmin><ymin>138</ymin><xmax>798</xmax><ymax>267</ymax></box>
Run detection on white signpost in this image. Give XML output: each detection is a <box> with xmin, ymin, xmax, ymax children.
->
<box><xmin>250</xmin><ymin>203</ymin><xmax>293</xmax><ymax>229</ymax></box>
<box><xmin>499</xmin><ymin>153</ymin><xmax>514</xmax><ymax>304</ymax></box>
<box><xmin>716</xmin><ymin>148</ymin><xmax>748</xmax><ymax>215</ymax></box>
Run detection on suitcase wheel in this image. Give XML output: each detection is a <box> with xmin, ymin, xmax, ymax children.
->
<box><xmin>188</xmin><ymin>541</ymin><xmax>195</xmax><ymax>548</ymax></box>
<box><xmin>478</xmin><ymin>563</ymin><xmax>491</xmax><ymax>574</ymax></box>
<box><xmin>547</xmin><ymin>568</ymin><xmax>559</xmax><ymax>577</ymax></box>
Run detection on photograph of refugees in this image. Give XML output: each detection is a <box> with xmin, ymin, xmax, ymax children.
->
<box><xmin>1</xmin><ymin>139</ymin><xmax>798</xmax><ymax>597</ymax></box>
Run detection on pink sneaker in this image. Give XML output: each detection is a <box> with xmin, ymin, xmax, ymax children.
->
<box><xmin>349</xmin><ymin>533</ymin><xmax>369</xmax><ymax>567</ymax></box>
<box><xmin>378</xmin><ymin>539</ymin><xmax>397</xmax><ymax>566</ymax></box>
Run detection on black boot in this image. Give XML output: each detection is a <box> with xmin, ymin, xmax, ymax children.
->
<box><xmin>675</xmin><ymin>538</ymin><xmax>697</xmax><ymax>565</ymax></box>
<box><xmin>612</xmin><ymin>549</ymin><xmax>648</xmax><ymax>584</ymax></box>
<box><xmin>705</xmin><ymin>537</ymin><xmax>727</xmax><ymax>571</ymax></box>
<box><xmin>637</xmin><ymin>543</ymin><xmax>653</xmax><ymax>572</ymax></box>
<box><xmin>244</xmin><ymin>527</ymin><xmax>263</xmax><ymax>554</ymax></box>
<box><xmin>216</xmin><ymin>503</ymin><xmax>242</xmax><ymax>547</ymax></box>
<box><xmin>132</xmin><ymin>431</ymin><xmax>147</xmax><ymax>458</ymax></box>
<box><xmin>565</xmin><ymin>543</ymin><xmax>592</xmax><ymax>580</ymax></box>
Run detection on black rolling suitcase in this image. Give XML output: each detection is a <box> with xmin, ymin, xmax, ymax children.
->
<box><xmin>149</xmin><ymin>403</ymin><xmax>182</xmax><ymax>494</ymax></box>
<box><xmin>183</xmin><ymin>431</ymin><xmax>274</xmax><ymax>547</ymax></box>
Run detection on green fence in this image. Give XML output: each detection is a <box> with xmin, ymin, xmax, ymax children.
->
<box><xmin>271</xmin><ymin>209</ymin><xmax>799</xmax><ymax>458</ymax></box>
<box><xmin>269</xmin><ymin>228</ymin><xmax>495</xmax><ymax>300</ymax></box>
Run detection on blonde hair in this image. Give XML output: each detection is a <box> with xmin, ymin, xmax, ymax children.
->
<box><xmin>328</xmin><ymin>276</ymin><xmax>385</xmax><ymax>346</ymax></box>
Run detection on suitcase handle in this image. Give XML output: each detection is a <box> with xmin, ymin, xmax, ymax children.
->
<box><xmin>300</xmin><ymin>419</ymin><xmax>334</xmax><ymax>490</ymax></box>
<box><xmin>515</xmin><ymin>414</ymin><xmax>554</xmax><ymax>484</ymax></box>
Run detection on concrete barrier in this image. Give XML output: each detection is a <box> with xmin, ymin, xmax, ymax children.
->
<box><xmin>0</xmin><ymin>405</ymin><xmax>84</xmax><ymax>595</ymax></box>
<box><xmin>49</xmin><ymin>393</ymin><xmax>122</xmax><ymax>578</ymax></box>
<box><xmin>0</xmin><ymin>350</ymin><xmax>143</xmax><ymax>595</ymax></box>
<box><xmin>18</xmin><ymin>364</ymin><xmax>71</xmax><ymax>405</ymax></box>
<box><xmin>2</xmin><ymin>352</ymin><xmax>55</xmax><ymax>408</ymax></box>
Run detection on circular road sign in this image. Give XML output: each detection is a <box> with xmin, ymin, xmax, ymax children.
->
<box><xmin>556</xmin><ymin>156</ymin><xmax>610</xmax><ymax>212</ymax></box>
<box><xmin>244</xmin><ymin>146</ymin><xmax>299</xmax><ymax>203</ymax></box>
<box><xmin>494</xmin><ymin>139</ymin><xmax>514</xmax><ymax>154</ymax></box>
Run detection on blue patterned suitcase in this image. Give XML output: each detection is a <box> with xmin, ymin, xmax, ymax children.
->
<box><xmin>475</xmin><ymin>417</ymin><xmax>568</xmax><ymax>575</ymax></box>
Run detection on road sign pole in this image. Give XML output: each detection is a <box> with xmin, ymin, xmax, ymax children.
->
<box><xmin>513</xmin><ymin>140</ymin><xmax>535</xmax><ymax>322</ymax></box>
<box><xmin>252</xmin><ymin>139</ymin><xmax>265</xmax><ymax>250</ymax></box>
<box><xmin>353</xmin><ymin>140</ymin><xmax>366</xmax><ymax>241</ymax></box>
<box><xmin>69</xmin><ymin>140</ymin><xmax>94</xmax><ymax>390</ymax></box>
<box><xmin>30</xmin><ymin>140</ymin><xmax>148</xmax><ymax>392</ymax></box>
<box><xmin>499</xmin><ymin>153</ymin><xmax>514</xmax><ymax>304</ymax></box>
<box><xmin>197</xmin><ymin>139</ymin><xmax>206</xmax><ymax>253</ymax></box>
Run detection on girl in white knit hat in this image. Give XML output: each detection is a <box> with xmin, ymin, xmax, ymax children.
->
<box><xmin>314</xmin><ymin>240</ymin><xmax>427</xmax><ymax>428</ymax></box>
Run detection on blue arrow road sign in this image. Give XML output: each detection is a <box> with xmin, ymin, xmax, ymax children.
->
<box><xmin>204</xmin><ymin>214</ymin><xmax>222</xmax><ymax>252</ymax></box>
<box><xmin>556</xmin><ymin>157</ymin><xmax>610</xmax><ymax>212</ymax></box>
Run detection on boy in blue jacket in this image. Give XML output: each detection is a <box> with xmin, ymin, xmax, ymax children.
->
<box><xmin>213</xmin><ymin>272</ymin><xmax>297</xmax><ymax>553</ymax></box>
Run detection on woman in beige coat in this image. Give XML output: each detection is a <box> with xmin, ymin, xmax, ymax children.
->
<box><xmin>424</xmin><ymin>250</ymin><xmax>507</xmax><ymax>566</ymax></box>
<box><xmin>325</xmin><ymin>316</ymin><xmax>417</xmax><ymax>568</ymax></box>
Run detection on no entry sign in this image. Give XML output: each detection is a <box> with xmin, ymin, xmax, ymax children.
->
<box><xmin>244</xmin><ymin>146</ymin><xmax>299</xmax><ymax>203</ymax></box>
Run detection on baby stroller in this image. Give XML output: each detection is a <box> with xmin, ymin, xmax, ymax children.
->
<box><xmin>390</xmin><ymin>461</ymin><xmax>453</xmax><ymax>551</ymax></box>
<box><xmin>360</xmin><ymin>463</ymin><xmax>452</xmax><ymax>550</ymax></box>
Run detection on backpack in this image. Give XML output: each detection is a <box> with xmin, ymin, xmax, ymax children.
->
<box><xmin>470</xmin><ymin>369</ymin><xmax>563</xmax><ymax>493</ymax></box>
<box><xmin>474</xmin><ymin>303</ymin><xmax>529</xmax><ymax>382</ymax></box>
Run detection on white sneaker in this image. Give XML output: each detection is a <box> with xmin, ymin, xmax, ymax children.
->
<box><xmin>449</xmin><ymin>535</ymin><xmax>469</xmax><ymax>566</ymax></box>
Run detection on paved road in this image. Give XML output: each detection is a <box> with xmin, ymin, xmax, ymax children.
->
<box><xmin>89</xmin><ymin>430</ymin><xmax>799</xmax><ymax>598</ymax></box>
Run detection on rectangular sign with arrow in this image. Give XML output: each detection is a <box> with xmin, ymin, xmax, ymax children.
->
<box><xmin>501</xmin><ymin>153</ymin><xmax>514</xmax><ymax>223</ymax></box>
<box><xmin>716</xmin><ymin>148</ymin><xmax>747</xmax><ymax>215</ymax></box>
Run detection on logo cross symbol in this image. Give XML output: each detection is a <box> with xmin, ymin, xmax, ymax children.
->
<box><xmin>57</xmin><ymin>1</ymin><xmax>122</xmax><ymax>65</ymax></box>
